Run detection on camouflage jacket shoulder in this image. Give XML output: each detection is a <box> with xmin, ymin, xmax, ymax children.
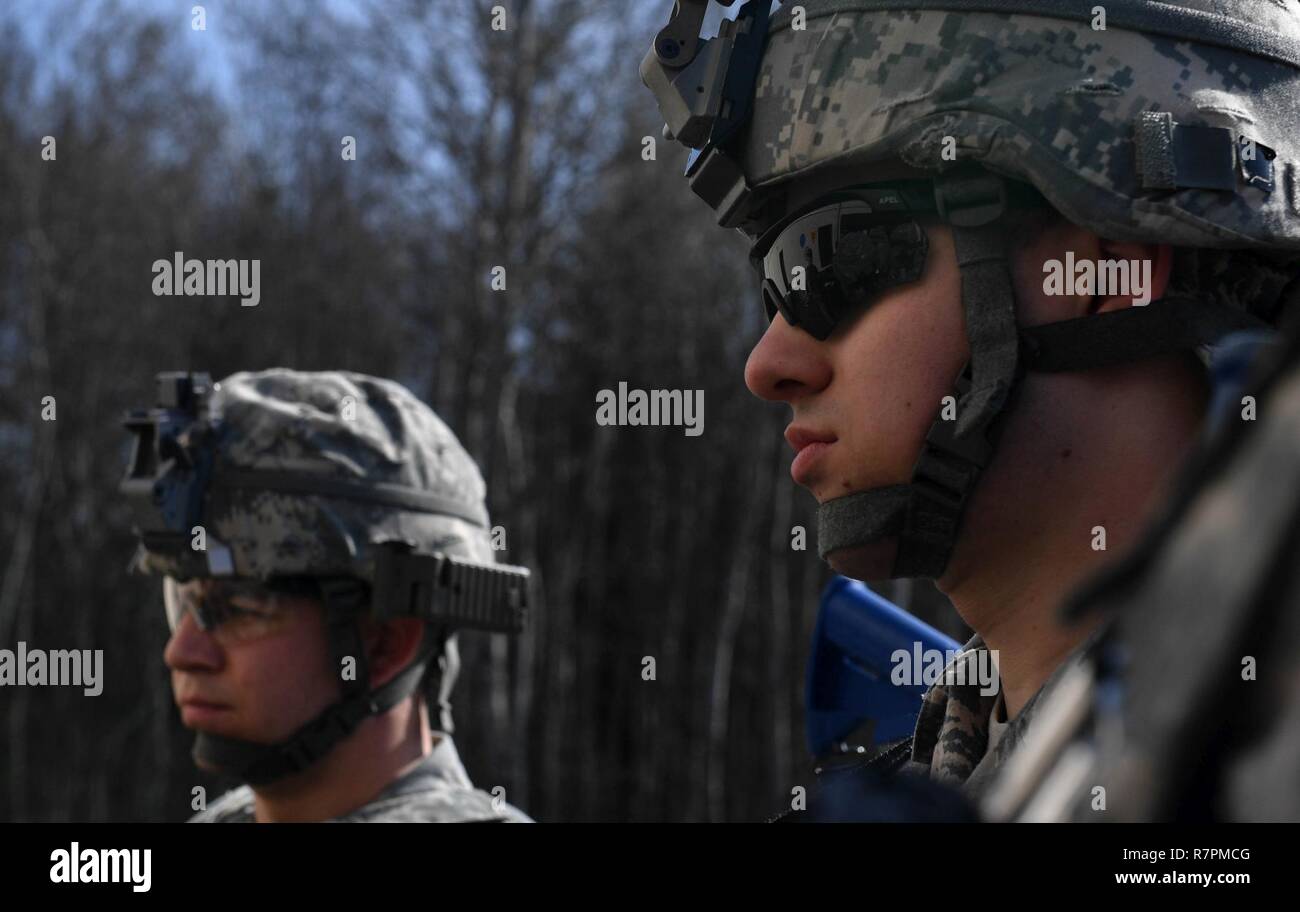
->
<box><xmin>189</xmin><ymin>736</ymin><xmax>531</xmax><ymax>823</ymax></box>
<box><xmin>983</xmin><ymin>330</ymin><xmax>1300</xmax><ymax>821</ymax></box>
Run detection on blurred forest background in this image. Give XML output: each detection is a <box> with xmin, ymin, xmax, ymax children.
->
<box><xmin>0</xmin><ymin>0</ymin><xmax>963</xmax><ymax>822</ymax></box>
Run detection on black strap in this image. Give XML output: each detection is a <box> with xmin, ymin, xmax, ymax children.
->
<box><xmin>816</xmin><ymin>485</ymin><xmax>910</xmax><ymax>559</ymax></box>
<box><xmin>815</xmin><ymin>197</ymin><xmax>1021</xmax><ymax>576</ymax></box>
<box><xmin>891</xmin><ymin>218</ymin><xmax>1019</xmax><ymax>578</ymax></box>
<box><xmin>226</xmin><ymin>694</ymin><xmax>375</xmax><ymax>785</ymax></box>
<box><xmin>1021</xmin><ymin>295</ymin><xmax>1267</xmax><ymax>373</ymax></box>
<box><xmin>950</xmin><ymin>223</ymin><xmax>1020</xmax><ymax>438</ymax></box>
<box><xmin>892</xmin><ymin>365</ymin><xmax>999</xmax><ymax>579</ymax></box>
<box><xmin>191</xmin><ymin>580</ymin><xmax>438</xmax><ymax>786</ymax></box>
<box><xmin>196</xmin><ymin>650</ymin><xmax>436</xmax><ymax>786</ymax></box>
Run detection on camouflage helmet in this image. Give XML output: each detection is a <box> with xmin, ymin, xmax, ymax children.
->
<box><xmin>127</xmin><ymin>368</ymin><xmax>494</xmax><ymax>581</ymax></box>
<box><xmin>742</xmin><ymin>0</ymin><xmax>1300</xmax><ymax>251</ymax></box>
<box><xmin>646</xmin><ymin>0</ymin><xmax>1300</xmax><ymax>249</ymax></box>
<box><xmin>121</xmin><ymin>369</ymin><xmax>529</xmax><ymax>784</ymax></box>
<box><xmin>643</xmin><ymin>0</ymin><xmax>1300</xmax><ymax>579</ymax></box>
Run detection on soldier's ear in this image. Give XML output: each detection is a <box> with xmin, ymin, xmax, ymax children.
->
<box><xmin>361</xmin><ymin>617</ymin><xmax>426</xmax><ymax>688</ymax></box>
<box><xmin>1090</xmin><ymin>239</ymin><xmax>1173</xmax><ymax>314</ymax></box>
<box><xmin>1012</xmin><ymin>218</ymin><xmax>1172</xmax><ymax>322</ymax></box>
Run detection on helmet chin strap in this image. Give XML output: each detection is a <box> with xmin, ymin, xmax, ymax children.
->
<box><xmin>815</xmin><ymin>172</ymin><xmax>1271</xmax><ymax>580</ymax></box>
<box><xmin>818</xmin><ymin>171</ymin><xmax>1023</xmax><ymax>580</ymax></box>
<box><xmin>192</xmin><ymin>580</ymin><xmax>439</xmax><ymax>786</ymax></box>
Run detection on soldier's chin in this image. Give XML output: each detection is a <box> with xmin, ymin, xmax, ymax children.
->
<box><xmin>825</xmin><ymin>538</ymin><xmax>899</xmax><ymax>583</ymax></box>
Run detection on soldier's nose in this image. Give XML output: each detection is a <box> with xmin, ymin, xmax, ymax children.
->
<box><xmin>163</xmin><ymin>610</ymin><xmax>225</xmax><ymax>672</ymax></box>
<box><xmin>744</xmin><ymin>315</ymin><xmax>833</xmax><ymax>404</ymax></box>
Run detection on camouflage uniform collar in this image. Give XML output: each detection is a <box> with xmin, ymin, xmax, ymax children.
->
<box><xmin>909</xmin><ymin>634</ymin><xmax>1001</xmax><ymax>790</ymax></box>
<box><xmin>374</xmin><ymin>733</ymin><xmax>475</xmax><ymax>800</ymax></box>
<box><xmin>908</xmin><ymin>627</ymin><xmax>1107</xmax><ymax>800</ymax></box>
<box><xmin>335</xmin><ymin>734</ymin><xmax>534</xmax><ymax>822</ymax></box>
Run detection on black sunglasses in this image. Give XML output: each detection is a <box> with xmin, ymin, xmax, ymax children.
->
<box><xmin>749</xmin><ymin>179</ymin><xmax>1046</xmax><ymax>339</ymax></box>
<box><xmin>749</xmin><ymin>182</ymin><xmax>940</xmax><ymax>340</ymax></box>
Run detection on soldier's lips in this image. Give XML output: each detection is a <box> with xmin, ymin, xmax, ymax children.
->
<box><xmin>786</xmin><ymin>426</ymin><xmax>838</xmax><ymax>485</ymax></box>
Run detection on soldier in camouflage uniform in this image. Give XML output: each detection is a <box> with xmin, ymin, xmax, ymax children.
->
<box><xmin>120</xmin><ymin>369</ymin><xmax>533</xmax><ymax>822</ymax></box>
<box><xmin>642</xmin><ymin>0</ymin><xmax>1300</xmax><ymax>814</ymax></box>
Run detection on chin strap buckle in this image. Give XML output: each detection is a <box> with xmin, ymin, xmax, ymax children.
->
<box><xmin>280</xmin><ymin>696</ymin><xmax>374</xmax><ymax>773</ymax></box>
<box><xmin>912</xmin><ymin>393</ymin><xmax>993</xmax><ymax>511</ymax></box>
<box><xmin>893</xmin><ymin>367</ymin><xmax>997</xmax><ymax>578</ymax></box>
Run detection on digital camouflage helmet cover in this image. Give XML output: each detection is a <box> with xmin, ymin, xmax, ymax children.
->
<box><xmin>121</xmin><ymin>369</ymin><xmax>530</xmax><ymax>784</ymax></box>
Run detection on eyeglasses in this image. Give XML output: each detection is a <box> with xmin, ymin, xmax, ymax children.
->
<box><xmin>748</xmin><ymin>177</ymin><xmax>1054</xmax><ymax>340</ymax></box>
<box><xmin>749</xmin><ymin>183</ymin><xmax>935</xmax><ymax>341</ymax></box>
<box><xmin>163</xmin><ymin>577</ymin><xmax>317</xmax><ymax>643</ymax></box>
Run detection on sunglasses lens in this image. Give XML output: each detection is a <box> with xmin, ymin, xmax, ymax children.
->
<box><xmin>753</xmin><ymin>194</ymin><xmax>929</xmax><ymax>338</ymax></box>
